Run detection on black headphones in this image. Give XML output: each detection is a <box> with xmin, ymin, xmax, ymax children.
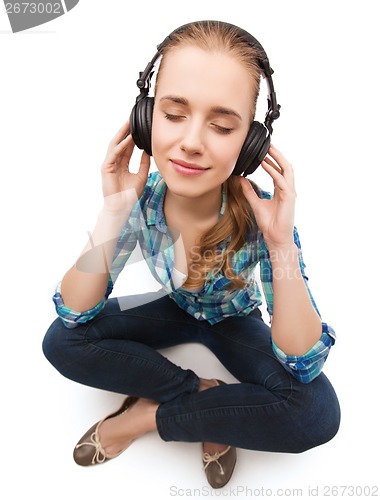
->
<box><xmin>130</xmin><ymin>20</ymin><xmax>281</xmax><ymax>177</ymax></box>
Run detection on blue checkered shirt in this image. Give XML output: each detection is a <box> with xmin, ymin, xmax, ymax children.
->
<box><xmin>53</xmin><ymin>171</ymin><xmax>336</xmax><ymax>383</ymax></box>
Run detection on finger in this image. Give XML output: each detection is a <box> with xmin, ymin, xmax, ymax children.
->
<box><xmin>111</xmin><ymin>120</ymin><xmax>131</xmax><ymax>146</ymax></box>
<box><xmin>267</xmin><ymin>145</ymin><xmax>295</xmax><ymax>183</ymax></box>
<box><xmin>137</xmin><ymin>151</ymin><xmax>151</xmax><ymax>179</ymax></box>
<box><xmin>102</xmin><ymin>135</ymin><xmax>134</xmax><ymax>172</ymax></box>
<box><xmin>262</xmin><ymin>156</ymin><xmax>282</xmax><ymax>174</ymax></box>
<box><xmin>261</xmin><ymin>159</ymin><xmax>289</xmax><ymax>191</ymax></box>
<box><xmin>267</xmin><ymin>144</ymin><xmax>290</xmax><ymax>165</ymax></box>
<box><xmin>239</xmin><ymin>176</ymin><xmax>260</xmax><ymax>210</ymax></box>
<box><xmin>109</xmin><ymin>134</ymin><xmax>134</xmax><ymax>162</ymax></box>
<box><xmin>117</xmin><ymin>135</ymin><xmax>137</xmax><ymax>171</ymax></box>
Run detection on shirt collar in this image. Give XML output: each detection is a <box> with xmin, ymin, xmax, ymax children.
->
<box><xmin>146</xmin><ymin>174</ymin><xmax>227</xmax><ymax>231</ymax></box>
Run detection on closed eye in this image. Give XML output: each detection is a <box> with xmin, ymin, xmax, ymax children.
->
<box><xmin>164</xmin><ymin>113</ymin><xmax>233</xmax><ymax>134</ymax></box>
<box><xmin>164</xmin><ymin>113</ymin><xmax>184</xmax><ymax>121</ymax></box>
<box><xmin>213</xmin><ymin>124</ymin><xmax>234</xmax><ymax>135</ymax></box>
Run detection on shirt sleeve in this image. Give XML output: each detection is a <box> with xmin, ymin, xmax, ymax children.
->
<box><xmin>257</xmin><ymin>190</ymin><xmax>336</xmax><ymax>383</ymax></box>
<box><xmin>52</xmin><ymin>278</ymin><xmax>114</xmax><ymax>329</ymax></box>
<box><xmin>52</xmin><ymin>207</ymin><xmax>140</xmax><ymax>328</ymax></box>
<box><xmin>271</xmin><ymin>323</ymin><xmax>336</xmax><ymax>383</ymax></box>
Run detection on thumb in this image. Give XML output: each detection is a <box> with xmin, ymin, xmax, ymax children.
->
<box><xmin>137</xmin><ymin>151</ymin><xmax>151</xmax><ymax>179</ymax></box>
<box><xmin>239</xmin><ymin>176</ymin><xmax>260</xmax><ymax>210</ymax></box>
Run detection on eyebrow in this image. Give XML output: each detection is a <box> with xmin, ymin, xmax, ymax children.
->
<box><xmin>159</xmin><ymin>95</ymin><xmax>242</xmax><ymax>121</ymax></box>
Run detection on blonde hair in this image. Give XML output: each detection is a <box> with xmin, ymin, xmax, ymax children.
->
<box><xmin>156</xmin><ymin>21</ymin><xmax>263</xmax><ymax>290</ymax></box>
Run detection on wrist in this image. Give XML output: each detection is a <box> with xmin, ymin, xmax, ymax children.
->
<box><xmin>102</xmin><ymin>188</ymin><xmax>139</xmax><ymax>217</ymax></box>
<box><xmin>99</xmin><ymin>206</ymin><xmax>130</xmax><ymax>220</ymax></box>
<box><xmin>92</xmin><ymin>208</ymin><xmax>131</xmax><ymax>242</ymax></box>
<box><xmin>266</xmin><ymin>240</ymin><xmax>297</xmax><ymax>251</ymax></box>
<box><xmin>266</xmin><ymin>242</ymin><xmax>298</xmax><ymax>264</ymax></box>
<box><xmin>96</xmin><ymin>208</ymin><xmax>131</xmax><ymax>238</ymax></box>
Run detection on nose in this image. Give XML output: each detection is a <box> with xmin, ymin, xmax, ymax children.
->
<box><xmin>180</xmin><ymin>118</ymin><xmax>205</xmax><ymax>155</ymax></box>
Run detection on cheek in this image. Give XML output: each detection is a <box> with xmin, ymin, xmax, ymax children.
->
<box><xmin>213</xmin><ymin>134</ymin><xmax>246</xmax><ymax>169</ymax></box>
<box><xmin>151</xmin><ymin>114</ymin><xmax>174</xmax><ymax>156</ymax></box>
<box><xmin>151</xmin><ymin>114</ymin><xmax>162</xmax><ymax>154</ymax></box>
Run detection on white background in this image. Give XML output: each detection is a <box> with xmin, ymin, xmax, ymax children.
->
<box><xmin>1</xmin><ymin>1</ymin><xmax>379</xmax><ymax>498</ymax></box>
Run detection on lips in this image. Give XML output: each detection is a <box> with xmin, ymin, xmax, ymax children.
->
<box><xmin>170</xmin><ymin>159</ymin><xmax>209</xmax><ymax>177</ymax></box>
<box><xmin>172</xmin><ymin>159</ymin><xmax>207</xmax><ymax>170</ymax></box>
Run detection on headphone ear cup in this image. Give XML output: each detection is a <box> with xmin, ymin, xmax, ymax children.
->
<box><xmin>233</xmin><ymin>121</ymin><xmax>270</xmax><ymax>176</ymax></box>
<box><xmin>130</xmin><ymin>96</ymin><xmax>154</xmax><ymax>156</ymax></box>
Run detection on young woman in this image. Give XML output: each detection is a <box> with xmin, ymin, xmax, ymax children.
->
<box><xmin>42</xmin><ymin>21</ymin><xmax>340</xmax><ymax>489</ymax></box>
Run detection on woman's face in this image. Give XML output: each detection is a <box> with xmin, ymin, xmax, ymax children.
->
<box><xmin>152</xmin><ymin>45</ymin><xmax>253</xmax><ymax>200</ymax></box>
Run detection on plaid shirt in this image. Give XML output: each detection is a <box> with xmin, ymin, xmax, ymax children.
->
<box><xmin>53</xmin><ymin>171</ymin><xmax>336</xmax><ymax>383</ymax></box>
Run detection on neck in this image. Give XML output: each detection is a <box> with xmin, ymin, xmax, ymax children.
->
<box><xmin>165</xmin><ymin>185</ymin><xmax>223</xmax><ymax>223</ymax></box>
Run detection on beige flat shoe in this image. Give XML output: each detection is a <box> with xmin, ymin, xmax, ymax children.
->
<box><xmin>73</xmin><ymin>396</ymin><xmax>139</xmax><ymax>466</ymax></box>
<box><xmin>203</xmin><ymin>444</ymin><xmax>237</xmax><ymax>489</ymax></box>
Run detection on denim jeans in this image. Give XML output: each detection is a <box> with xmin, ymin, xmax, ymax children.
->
<box><xmin>42</xmin><ymin>290</ymin><xmax>340</xmax><ymax>453</ymax></box>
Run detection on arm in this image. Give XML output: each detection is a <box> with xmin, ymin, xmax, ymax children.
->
<box><xmin>266</xmin><ymin>240</ymin><xmax>322</xmax><ymax>355</ymax></box>
<box><xmin>60</xmin><ymin>208</ymin><xmax>135</xmax><ymax>313</ymax></box>
<box><xmin>56</xmin><ymin>121</ymin><xmax>150</xmax><ymax>320</ymax></box>
<box><xmin>241</xmin><ymin>145</ymin><xmax>336</xmax><ymax>382</ymax></box>
<box><xmin>53</xmin><ymin>209</ymin><xmax>141</xmax><ymax>328</ymax></box>
<box><xmin>258</xmin><ymin>226</ymin><xmax>336</xmax><ymax>382</ymax></box>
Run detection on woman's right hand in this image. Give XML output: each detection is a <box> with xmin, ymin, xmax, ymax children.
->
<box><xmin>101</xmin><ymin>120</ymin><xmax>151</xmax><ymax>215</ymax></box>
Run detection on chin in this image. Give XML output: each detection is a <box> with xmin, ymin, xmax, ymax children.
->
<box><xmin>163</xmin><ymin>175</ymin><xmax>211</xmax><ymax>199</ymax></box>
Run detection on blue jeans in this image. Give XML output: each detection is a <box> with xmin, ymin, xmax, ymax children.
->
<box><xmin>42</xmin><ymin>291</ymin><xmax>340</xmax><ymax>452</ymax></box>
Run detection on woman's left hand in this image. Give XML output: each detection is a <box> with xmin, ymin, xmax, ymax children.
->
<box><xmin>240</xmin><ymin>145</ymin><xmax>296</xmax><ymax>249</ymax></box>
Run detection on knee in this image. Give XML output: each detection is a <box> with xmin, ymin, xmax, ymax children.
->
<box><xmin>311</xmin><ymin>394</ymin><xmax>340</xmax><ymax>451</ymax></box>
<box><xmin>296</xmin><ymin>373</ymin><xmax>341</xmax><ymax>453</ymax></box>
<box><xmin>42</xmin><ymin>317</ymin><xmax>75</xmax><ymax>374</ymax></box>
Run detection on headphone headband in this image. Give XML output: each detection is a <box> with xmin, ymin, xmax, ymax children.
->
<box><xmin>158</xmin><ymin>22</ymin><xmax>271</xmax><ymax>73</ymax></box>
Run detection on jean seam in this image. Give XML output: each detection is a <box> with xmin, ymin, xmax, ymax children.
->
<box><xmin>161</xmin><ymin>397</ymin><xmax>293</xmax><ymax>420</ymax></box>
<box><xmin>156</xmin><ymin>398</ymin><xmax>294</xmax><ymax>442</ymax></box>
<box><xmin>83</xmin><ymin>341</ymin><xmax>193</xmax><ymax>385</ymax></box>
